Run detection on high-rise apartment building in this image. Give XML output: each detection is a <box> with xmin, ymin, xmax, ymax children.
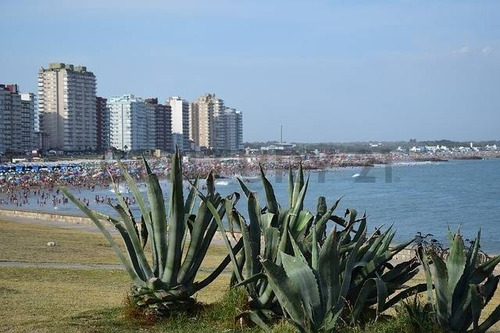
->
<box><xmin>109</xmin><ymin>94</ymin><xmax>151</xmax><ymax>151</ymax></box>
<box><xmin>189</xmin><ymin>94</ymin><xmax>243</xmax><ymax>153</ymax></box>
<box><xmin>222</xmin><ymin>108</ymin><xmax>243</xmax><ymax>152</ymax></box>
<box><xmin>0</xmin><ymin>84</ymin><xmax>36</xmax><ymax>153</ymax></box>
<box><xmin>190</xmin><ymin>93</ymin><xmax>224</xmax><ymax>150</ymax></box>
<box><xmin>96</xmin><ymin>97</ymin><xmax>110</xmax><ymax>152</ymax></box>
<box><xmin>168</xmin><ymin>96</ymin><xmax>190</xmax><ymax>151</ymax></box>
<box><xmin>20</xmin><ymin>92</ymin><xmax>37</xmax><ymax>152</ymax></box>
<box><xmin>145</xmin><ymin>98</ymin><xmax>172</xmax><ymax>152</ymax></box>
<box><xmin>189</xmin><ymin>102</ymin><xmax>199</xmax><ymax>149</ymax></box>
<box><xmin>38</xmin><ymin>63</ymin><xmax>97</xmax><ymax>151</ymax></box>
<box><xmin>145</xmin><ymin>100</ymin><xmax>157</xmax><ymax>150</ymax></box>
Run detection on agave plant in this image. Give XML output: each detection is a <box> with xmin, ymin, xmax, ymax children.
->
<box><xmin>262</xmin><ymin>219</ymin><xmax>424</xmax><ymax>332</ymax></box>
<box><xmin>61</xmin><ymin>149</ymin><xmax>242</xmax><ymax>316</ymax></box>
<box><xmin>420</xmin><ymin>229</ymin><xmax>500</xmax><ymax>332</ymax></box>
<box><xmin>210</xmin><ymin>165</ymin><xmax>422</xmax><ymax>330</ymax></box>
<box><xmin>206</xmin><ymin>165</ymin><xmax>340</xmax><ymax>328</ymax></box>
<box><xmin>260</xmin><ymin>223</ymin><xmax>364</xmax><ymax>333</ymax></box>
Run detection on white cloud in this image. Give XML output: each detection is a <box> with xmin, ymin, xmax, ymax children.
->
<box><xmin>453</xmin><ymin>46</ymin><xmax>471</xmax><ymax>55</ymax></box>
<box><xmin>452</xmin><ymin>45</ymin><xmax>494</xmax><ymax>56</ymax></box>
<box><xmin>482</xmin><ymin>46</ymin><xmax>492</xmax><ymax>55</ymax></box>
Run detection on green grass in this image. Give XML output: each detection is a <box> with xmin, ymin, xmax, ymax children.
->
<box><xmin>1</xmin><ymin>218</ymin><xmax>500</xmax><ymax>332</ymax></box>
<box><xmin>0</xmin><ymin>219</ymin><xmax>229</xmax><ymax>268</ymax></box>
<box><xmin>0</xmin><ymin>219</ymin><xmax>240</xmax><ymax>332</ymax></box>
<box><xmin>0</xmin><ymin>267</ymin><xmax>245</xmax><ymax>333</ymax></box>
<box><xmin>0</xmin><ymin>219</ymin><xmax>120</xmax><ymax>264</ymax></box>
<box><xmin>0</xmin><ymin>267</ymin><xmax>129</xmax><ymax>332</ymax></box>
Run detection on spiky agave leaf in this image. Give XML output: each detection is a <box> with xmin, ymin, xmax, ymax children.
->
<box><xmin>61</xmin><ymin>187</ymin><xmax>145</xmax><ymax>287</ymax></box>
<box><xmin>420</xmin><ymin>228</ymin><xmax>500</xmax><ymax>332</ymax></box>
<box><xmin>64</xmin><ymin>148</ymin><xmax>239</xmax><ymax>317</ymax></box>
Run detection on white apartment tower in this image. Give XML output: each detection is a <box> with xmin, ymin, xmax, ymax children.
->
<box><xmin>38</xmin><ymin>63</ymin><xmax>97</xmax><ymax>151</ymax></box>
<box><xmin>109</xmin><ymin>94</ymin><xmax>152</xmax><ymax>151</ymax></box>
<box><xmin>168</xmin><ymin>96</ymin><xmax>190</xmax><ymax>151</ymax></box>
<box><xmin>223</xmin><ymin>108</ymin><xmax>243</xmax><ymax>152</ymax></box>
<box><xmin>0</xmin><ymin>84</ymin><xmax>36</xmax><ymax>153</ymax></box>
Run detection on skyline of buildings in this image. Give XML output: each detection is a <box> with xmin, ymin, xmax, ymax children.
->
<box><xmin>0</xmin><ymin>62</ymin><xmax>244</xmax><ymax>155</ymax></box>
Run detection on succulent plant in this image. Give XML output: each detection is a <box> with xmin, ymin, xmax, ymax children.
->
<box><xmin>420</xmin><ymin>229</ymin><xmax>500</xmax><ymax>332</ymax></box>
<box><xmin>210</xmin><ymin>164</ymin><xmax>421</xmax><ymax>331</ymax></box>
<box><xmin>62</xmin><ymin>149</ymin><xmax>242</xmax><ymax>316</ymax></box>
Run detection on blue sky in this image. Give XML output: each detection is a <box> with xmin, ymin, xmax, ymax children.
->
<box><xmin>1</xmin><ymin>0</ymin><xmax>499</xmax><ymax>142</ymax></box>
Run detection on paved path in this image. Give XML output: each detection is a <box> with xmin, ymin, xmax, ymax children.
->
<box><xmin>0</xmin><ymin>261</ymin><xmax>232</xmax><ymax>275</ymax></box>
<box><xmin>0</xmin><ymin>261</ymin><xmax>123</xmax><ymax>270</ymax></box>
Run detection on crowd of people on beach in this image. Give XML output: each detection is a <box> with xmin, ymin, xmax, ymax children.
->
<box><xmin>1</xmin><ymin>151</ymin><xmax>497</xmax><ymax>211</ymax></box>
<box><xmin>0</xmin><ymin>154</ymin><xmax>380</xmax><ymax>209</ymax></box>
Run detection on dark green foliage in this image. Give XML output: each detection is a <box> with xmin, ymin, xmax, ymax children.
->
<box><xmin>211</xmin><ymin>164</ymin><xmax>421</xmax><ymax>332</ymax></box>
<box><xmin>62</xmin><ymin>149</ymin><xmax>242</xmax><ymax>317</ymax></box>
<box><xmin>420</xmin><ymin>229</ymin><xmax>500</xmax><ymax>332</ymax></box>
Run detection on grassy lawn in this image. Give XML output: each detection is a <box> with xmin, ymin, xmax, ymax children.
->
<box><xmin>0</xmin><ymin>219</ymin><xmax>241</xmax><ymax>332</ymax></box>
<box><xmin>1</xmin><ymin>218</ymin><xmax>500</xmax><ymax>332</ymax></box>
<box><xmin>0</xmin><ymin>267</ymin><xmax>236</xmax><ymax>333</ymax></box>
<box><xmin>0</xmin><ymin>219</ymin><xmax>228</xmax><ymax>269</ymax></box>
<box><xmin>0</xmin><ymin>219</ymin><xmax>120</xmax><ymax>264</ymax></box>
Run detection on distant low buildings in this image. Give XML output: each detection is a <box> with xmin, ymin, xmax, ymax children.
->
<box><xmin>260</xmin><ymin>142</ymin><xmax>295</xmax><ymax>154</ymax></box>
<box><xmin>485</xmin><ymin>144</ymin><xmax>497</xmax><ymax>151</ymax></box>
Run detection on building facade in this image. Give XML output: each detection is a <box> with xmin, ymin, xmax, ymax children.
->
<box><xmin>189</xmin><ymin>101</ymin><xmax>199</xmax><ymax>149</ymax></box>
<box><xmin>145</xmin><ymin>98</ymin><xmax>172</xmax><ymax>152</ymax></box>
<box><xmin>189</xmin><ymin>94</ymin><xmax>243</xmax><ymax>153</ymax></box>
<box><xmin>189</xmin><ymin>93</ymin><xmax>224</xmax><ymax>150</ymax></box>
<box><xmin>20</xmin><ymin>92</ymin><xmax>36</xmax><ymax>152</ymax></box>
<box><xmin>168</xmin><ymin>96</ymin><xmax>190</xmax><ymax>151</ymax></box>
<box><xmin>38</xmin><ymin>63</ymin><xmax>97</xmax><ymax>151</ymax></box>
<box><xmin>222</xmin><ymin>108</ymin><xmax>243</xmax><ymax>152</ymax></box>
<box><xmin>0</xmin><ymin>84</ymin><xmax>36</xmax><ymax>154</ymax></box>
<box><xmin>109</xmin><ymin>94</ymin><xmax>152</xmax><ymax>151</ymax></box>
<box><xmin>96</xmin><ymin>97</ymin><xmax>110</xmax><ymax>152</ymax></box>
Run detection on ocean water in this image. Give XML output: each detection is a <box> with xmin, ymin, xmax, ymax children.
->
<box><xmin>213</xmin><ymin>158</ymin><xmax>500</xmax><ymax>253</ymax></box>
<box><xmin>4</xmin><ymin>158</ymin><xmax>500</xmax><ymax>253</ymax></box>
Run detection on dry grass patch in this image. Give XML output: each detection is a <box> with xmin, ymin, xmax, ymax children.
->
<box><xmin>0</xmin><ymin>219</ymin><xmax>120</xmax><ymax>264</ymax></box>
<box><xmin>0</xmin><ymin>267</ymin><xmax>232</xmax><ymax>333</ymax></box>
